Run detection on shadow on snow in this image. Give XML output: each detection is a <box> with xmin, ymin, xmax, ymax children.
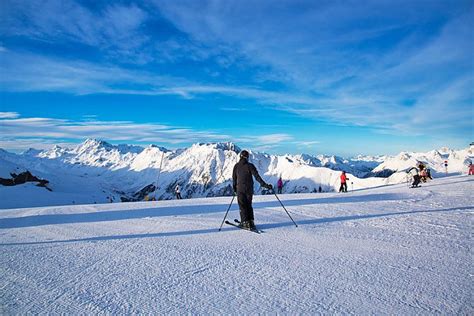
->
<box><xmin>0</xmin><ymin>193</ymin><xmax>408</xmax><ymax>229</ymax></box>
<box><xmin>1</xmin><ymin>206</ymin><xmax>472</xmax><ymax>247</ymax></box>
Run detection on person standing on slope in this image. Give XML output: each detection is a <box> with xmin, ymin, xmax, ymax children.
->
<box><xmin>277</xmin><ymin>177</ymin><xmax>284</xmax><ymax>194</ymax></box>
<box><xmin>175</xmin><ymin>185</ymin><xmax>182</xmax><ymax>199</ymax></box>
<box><xmin>339</xmin><ymin>171</ymin><xmax>349</xmax><ymax>193</ymax></box>
<box><xmin>232</xmin><ymin>150</ymin><xmax>272</xmax><ymax>230</ymax></box>
<box><xmin>408</xmin><ymin>166</ymin><xmax>422</xmax><ymax>188</ymax></box>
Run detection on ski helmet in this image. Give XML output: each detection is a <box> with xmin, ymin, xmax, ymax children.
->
<box><xmin>240</xmin><ymin>150</ymin><xmax>249</xmax><ymax>159</ymax></box>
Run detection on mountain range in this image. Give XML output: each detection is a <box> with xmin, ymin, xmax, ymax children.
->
<box><xmin>1</xmin><ymin>139</ymin><xmax>472</xmax><ymax>209</ymax></box>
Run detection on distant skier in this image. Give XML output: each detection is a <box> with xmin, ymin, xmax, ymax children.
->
<box><xmin>407</xmin><ymin>166</ymin><xmax>422</xmax><ymax>188</ymax></box>
<box><xmin>467</xmin><ymin>162</ymin><xmax>474</xmax><ymax>176</ymax></box>
<box><xmin>418</xmin><ymin>162</ymin><xmax>432</xmax><ymax>182</ymax></box>
<box><xmin>318</xmin><ymin>185</ymin><xmax>322</xmax><ymax>193</ymax></box>
<box><xmin>233</xmin><ymin>150</ymin><xmax>272</xmax><ymax>230</ymax></box>
<box><xmin>175</xmin><ymin>185</ymin><xmax>182</xmax><ymax>199</ymax></box>
<box><xmin>468</xmin><ymin>163</ymin><xmax>474</xmax><ymax>175</ymax></box>
<box><xmin>339</xmin><ymin>171</ymin><xmax>348</xmax><ymax>193</ymax></box>
<box><xmin>277</xmin><ymin>177</ymin><xmax>283</xmax><ymax>194</ymax></box>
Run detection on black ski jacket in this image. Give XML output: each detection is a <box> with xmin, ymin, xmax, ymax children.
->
<box><xmin>232</xmin><ymin>158</ymin><xmax>267</xmax><ymax>194</ymax></box>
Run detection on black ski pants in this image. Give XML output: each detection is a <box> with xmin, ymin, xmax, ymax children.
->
<box><xmin>339</xmin><ymin>183</ymin><xmax>348</xmax><ymax>192</ymax></box>
<box><xmin>412</xmin><ymin>175</ymin><xmax>421</xmax><ymax>187</ymax></box>
<box><xmin>237</xmin><ymin>192</ymin><xmax>254</xmax><ymax>222</ymax></box>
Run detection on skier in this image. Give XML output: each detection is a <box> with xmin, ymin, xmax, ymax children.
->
<box><xmin>175</xmin><ymin>185</ymin><xmax>182</xmax><ymax>199</ymax></box>
<box><xmin>411</xmin><ymin>174</ymin><xmax>421</xmax><ymax>187</ymax></box>
<box><xmin>277</xmin><ymin>177</ymin><xmax>283</xmax><ymax>194</ymax></box>
<box><xmin>232</xmin><ymin>150</ymin><xmax>272</xmax><ymax>230</ymax></box>
<box><xmin>318</xmin><ymin>185</ymin><xmax>322</xmax><ymax>193</ymax></box>
<box><xmin>469</xmin><ymin>163</ymin><xmax>474</xmax><ymax>175</ymax></box>
<box><xmin>339</xmin><ymin>171</ymin><xmax>348</xmax><ymax>193</ymax></box>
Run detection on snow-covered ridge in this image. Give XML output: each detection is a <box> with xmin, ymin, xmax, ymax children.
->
<box><xmin>373</xmin><ymin>148</ymin><xmax>473</xmax><ymax>176</ymax></box>
<box><xmin>0</xmin><ymin>139</ymin><xmax>472</xmax><ymax>209</ymax></box>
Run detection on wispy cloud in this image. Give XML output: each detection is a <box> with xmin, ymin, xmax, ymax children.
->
<box><xmin>0</xmin><ymin>112</ymin><xmax>20</xmax><ymax>119</ymax></box>
<box><xmin>236</xmin><ymin>134</ymin><xmax>294</xmax><ymax>153</ymax></box>
<box><xmin>1</xmin><ymin>46</ymin><xmax>471</xmax><ymax>139</ymax></box>
<box><xmin>0</xmin><ymin>138</ymin><xmax>79</xmax><ymax>152</ymax></box>
<box><xmin>294</xmin><ymin>141</ymin><xmax>320</xmax><ymax>147</ymax></box>
<box><xmin>1</xmin><ymin>0</ymin><xmax>150</xmax><ymax>62</ymax></box>
<box><xmin>254</xmin><ymin>134</ymin><xmax>293</xmax><ymax>144</ymax></box>
<box><xmin>0</xmin><ymin>115</ymin><xmax>230</xmax><ymax>148</ymax></box>
<box><xmin>0</xmin><ymin>113</ymin><xmax>300</xmax><ymax>153</ymax></box>
<box><xmin>0</xmin><ymin>51</ymin><xmax>190</xmax><ymax>95</ymax></box>
<box><xmin>0</xmin><ymin>0</ymin><xmax>471</xmax><ymax>148</ymax></box>
<box><xmin>152</xmin><ymin>0</ymin><xmax>473</xmax><ymax>137</ymax></box>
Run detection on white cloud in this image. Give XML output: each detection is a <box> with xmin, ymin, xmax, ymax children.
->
<box><xmin>1</xmin><ymin>0</ymin><xmax>149</xmax><ymax>61</ymax></box>
<box><xmin>255</xmin><ymin>134</ymin><xmax>293</xmax><ymax>144</ymax></box>
<box><xmin>294</xmin><ymin>141</ymin><xmax>321</xmax><ymax>147</ymax></box>
<box><xmin>237</xmin><ymin>133</ymin><xmax>293</xmax><ymax>148</ymax></box>
<box><xmin>0</xmin><ymin>113</ymin><xmax>301</xmax><ymax>153</ymax></box>
<box><xmin>0</xmin><ymin>138</ymin><xmax>78</xmax><ymax>152</ymax></box>
<box><xmin>0</xmin><ymin>1</ymin><xmax>471</xmax><ymax>140</ymax></box>
<box><xmin>1</xmin><ymin>48</ymin><xmax>470</xmax><ymax>139</ymax></box>
<box><xmin>0</xmin><ymin>116</ymin><xmax>231</xmax><ymax>149</ymax></box>
<box><xmin>0</xmin><ymin>112</ymin><xmax>20</xmax><ymax>119</ymax></box>
<box><xmin>152</xmin><ymin>0</ymin><xmax>473</xmax><ymax>138</ymax></box>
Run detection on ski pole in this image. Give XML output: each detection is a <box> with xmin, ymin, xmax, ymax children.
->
<box><xmin>218</xmin><ymin>194</ymin><xmax>235</xmax><ymax>231</ymax></box>
<box><xmin>273</xmin><ymin>191</ymin><xmax>298</xmax><ymax>227</ymax></box>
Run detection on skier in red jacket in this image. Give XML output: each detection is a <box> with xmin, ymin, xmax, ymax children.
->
<box><xmin>339</xmin><ymin>171</ymin><xmax>348</xmax><ymax>193</ymax></box>
<box><xmin>469</xmin><ymin>163</ymin><xmax>474</xmax><ymax>175</ymax></box>
<box><xmin>277</xmin><ymin>177</ymin><xmax>283</xmax><ymax>194</ymax></box>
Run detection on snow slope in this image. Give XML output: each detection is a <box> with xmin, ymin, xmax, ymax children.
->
<box><xmin>1</xmin><ymin>140</ymin><xmax>472</xmax><ymax>208</ymax></box>
<box><xmin>1</xmin><ymin>175</ymin><xmax>472</xmax><ymax>314</ymax></box>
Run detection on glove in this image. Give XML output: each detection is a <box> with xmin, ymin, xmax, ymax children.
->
<box><xmin>265</xmin><ymin>184</ymin><xmax>273</xmax><ymax>190</ymax></box>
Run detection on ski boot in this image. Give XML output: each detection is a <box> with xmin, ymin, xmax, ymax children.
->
<box><xmin>239</xmin><ymin>220</ymin><xmax>257</xmax><ymax>231</ymax></box>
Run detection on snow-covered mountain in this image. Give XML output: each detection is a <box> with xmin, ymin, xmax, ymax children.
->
<box><xmin>0</xmin><ymin>139</ymin><xmax>472</xmax><ymax>209</ymax></box>
<box><xmin>372</xmin><ymin>147</ymin><xmax>473</xmax><ymax>177</ymax></box>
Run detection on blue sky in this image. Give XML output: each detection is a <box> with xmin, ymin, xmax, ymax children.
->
<box><xmin>0</xmin><ymin>0</ymin><xmax>473</xmax><ymax>156</ymax></box>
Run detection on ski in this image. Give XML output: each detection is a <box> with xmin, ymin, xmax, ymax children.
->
<box><xmin>225</xmin><ymin>220</ymin><xmax>262</xmax><ymax>234</ymax></box>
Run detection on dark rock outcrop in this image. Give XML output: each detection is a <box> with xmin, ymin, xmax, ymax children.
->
<box><xmin>121</xmin><ymin>184</ymin><xmax>156</xmax><ymax>202</ymax></box>
<box><xmin>0</xmin><ymin>171</ymin><xmax>51</xmax><ymax>191</ymax></box>
<box><xmin>365</xmin><ymin>169</ymin><xmax>396</xmax><ymax>178</ymax></box>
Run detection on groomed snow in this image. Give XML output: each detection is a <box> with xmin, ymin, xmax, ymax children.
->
<box><xmin>1</xmin><ymin>175</ymin><xmax>472</xmax><ymax>314</ymax></box>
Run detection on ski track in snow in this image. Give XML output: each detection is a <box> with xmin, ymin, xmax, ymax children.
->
<box><xmin>0</xmin><ymin>175</ymin><xmax>473</xmax><ymax>314</ymax></box>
